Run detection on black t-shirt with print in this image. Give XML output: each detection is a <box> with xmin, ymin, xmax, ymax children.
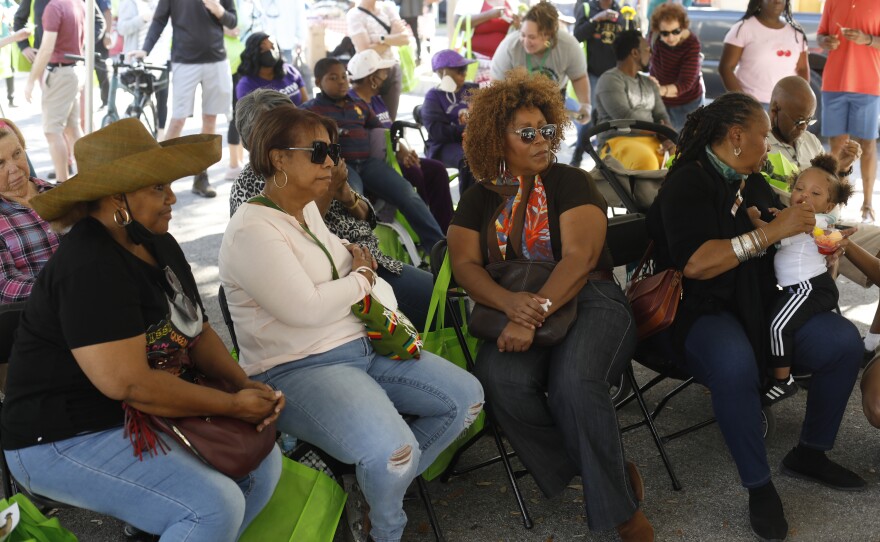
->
<box><xmin>1</xmin><ymin>217</ymin><xmax>206</xmax><ymax>450</ymax></box>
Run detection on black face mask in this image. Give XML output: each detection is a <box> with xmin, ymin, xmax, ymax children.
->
<box><xmin>123</xmin><ymin>195</ymin><xmax>159</xmax><ymax>246</ymax></box>
<box><xmin>259</xmin><ymin>49</ymin><xmax>280</xmax><ymax>68</ymax></box>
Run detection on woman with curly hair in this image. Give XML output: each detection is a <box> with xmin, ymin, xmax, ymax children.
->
<box><xmin>490</xmin><ymin>1</ymin><xmax>592</xmax><ymax>123</ymax></box>
<box><xmin>447</xmin><ymin>68</ymin><xmax>653</xmax><ymax>541</ymax></box>
<box><xmin>235</xmin><ymin>33</ymin><xmax>309</xmax><ymax>106</ymax></box>
<box><xmin>648</xmin><ymin>2</ymin><xmax>703</xmax><ymax>132</ymax></box>
<box><xmin>720</xmin><ymin>0</ymin><xmax>809</xmax><ymax>105</ymax></box>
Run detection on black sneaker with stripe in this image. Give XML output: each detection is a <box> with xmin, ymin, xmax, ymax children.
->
<box><xmin>762</xmin><ymin>375</ymin><xmax>798</xmax><ymax>406</ymax></box>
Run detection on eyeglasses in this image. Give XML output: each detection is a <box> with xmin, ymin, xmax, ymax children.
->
<box><xmin>510</xmin><ymin>124</ymin><xmax>557</xmax><ymax>143</ymax></box>
<box><xmin>659</xmin><ymin>28</ymin><xmax>682</xmax><ymax>37</ymax></box>
<box><xmin>280</xmin><ymin>141</ymin><xmax>342</xmax><ymax>165</ymax></box>
<box><xmin>781</xmin><ymin>109</ymin><xmax>817</xmax><ymax>129</ymax></box>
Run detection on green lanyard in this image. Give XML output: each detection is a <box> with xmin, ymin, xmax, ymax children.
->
<box><xmin>248</xmin><ymin>195</ymin><xmax>340</xmax><ymax>279</ymax></box>
<box><xmin>525</xmin><ymin>47</ymin><xmax>551</xmax><ymax>75</ymax></box>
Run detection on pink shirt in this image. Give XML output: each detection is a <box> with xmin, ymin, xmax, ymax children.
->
<box><xmin>42</xmin><ymin>0</ymin><xmax>85</xmax><ymax>65</ymax></box>
<box><xmin>219</xmin><ymin>201</ymin><xmax>372</xmax><ymax>375</ymax></box>
<box><xmin>724</xmin><ymin>17</ymin><xmax>807</xmax><ymax>103</ymax></box>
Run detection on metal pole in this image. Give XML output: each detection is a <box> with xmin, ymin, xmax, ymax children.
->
<box><xmin>85</xmin><ymin>0</ymin><xmax>95</xmax><ymax>134</ymax></box>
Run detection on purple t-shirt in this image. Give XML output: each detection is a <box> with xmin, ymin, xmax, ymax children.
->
<box><xmin>235</xmin><ymin>64</ymin><xmax>307</xmax><ymax>105</ymax></box>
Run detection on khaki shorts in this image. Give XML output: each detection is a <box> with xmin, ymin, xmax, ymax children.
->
<box><xmin>170</xmin><ymin>60</ymin><xmax>231</xmax><ymax>119</ymax></box>
<box><xmin>837</xmin><ymin>224</ymin><xmax>880</xmax><ymax>288</ymax></box>
<box><xmin>41</xmin><ymin>65</ymin><xmax>83</xmax><ymax>134</ymax></box>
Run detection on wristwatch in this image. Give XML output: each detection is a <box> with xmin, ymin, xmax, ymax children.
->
<box><xmin>380</xmin><ymin>35</ymin><xmax>386</xmax><ymax>44</ymax></box>
<box><xmin>838</xmin><ymin>165</ymin><xmax>854</xmax><ymax>177</ymax></box>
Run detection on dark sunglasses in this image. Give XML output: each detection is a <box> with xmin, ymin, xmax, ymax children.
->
<box><xmin>659</xmin><ymin>28</ymin><xmax>683</xmax><ymax>37</ymax></box>
<box><xmin>781</xmin><ymin>109</ymin><xmax>817</xmax><ymax>128</ymax></box>
<box><xmin>280</xmin><ymin>141</ymin><xmax>342</xmax><ymax>165</ymax></box>
<box><xmin>510</xmin><ymin>124</ymin><xmax>557</xmax><ymax>143</ymax></box>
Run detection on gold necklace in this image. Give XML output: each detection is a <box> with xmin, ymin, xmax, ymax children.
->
<box><xmin>261</xmin><ymin>191</ymin><xmax>307</xmax><ymax>227</ymax></box>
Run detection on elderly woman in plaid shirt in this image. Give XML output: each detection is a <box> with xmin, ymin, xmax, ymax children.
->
<box><xmin>0</xmin><ymin>118</ymin><xmax>59</xmax><ymax>304</ymax></box>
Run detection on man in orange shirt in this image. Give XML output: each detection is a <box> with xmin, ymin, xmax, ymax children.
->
<box><xmin>817</xmin><ymin>0</ymin><xmax>880</xmax><ymax>224</ymax></box>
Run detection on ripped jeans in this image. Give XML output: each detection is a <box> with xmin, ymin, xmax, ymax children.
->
<box><xmin>251</xmin><ymin>337</ymin><xmax>484</xmax><ymax>542</ymax></box>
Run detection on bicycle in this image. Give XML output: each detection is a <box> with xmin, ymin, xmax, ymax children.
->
<box><xmin>102</xmin><ymin>54</ymin><xmax>169</xmax><ymax>138</ymax></box>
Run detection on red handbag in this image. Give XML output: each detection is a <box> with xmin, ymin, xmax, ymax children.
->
<box><xmin>626</xmin><ymin>241</ymin><xmax>683</xmax><ymax>340</ymax></box>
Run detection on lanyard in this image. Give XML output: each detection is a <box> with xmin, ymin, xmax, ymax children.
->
<box><xmin>525</xmin><ymin>47</ymin><xmax>551</xmax><ymax>75</ymax></box>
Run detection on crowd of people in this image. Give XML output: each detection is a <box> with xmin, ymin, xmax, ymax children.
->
<box><xmin>0</xmin><ymin>0</ymin><xmax>879</xmax><ymax>541</ymax></box>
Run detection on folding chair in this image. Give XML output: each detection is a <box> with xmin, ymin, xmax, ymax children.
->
<box><xmin>426</xmin><ymin>241</ymin><xmax>535</xmax><ymax>529</ymax></box>
<box><xmin>217</xmin><ymin>287</ymin><xmax>445</xmax><ymax>542</ymax></box>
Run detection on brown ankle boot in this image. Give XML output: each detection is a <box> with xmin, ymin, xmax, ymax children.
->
<box><xmin>616</xmin><ymin>509</ymin><xmax>654</xmax><ymax>542</ymax></box>
<box><xmin>626</xmin><ymin>461</ymin><xmax>645</xmax><ymax>502</ymax></box>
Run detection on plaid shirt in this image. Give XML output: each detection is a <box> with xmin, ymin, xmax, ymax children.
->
<box><xmin>0</xmin><ymin>179</ymin><xmax>60</xmax><ymax>303</ymax></box>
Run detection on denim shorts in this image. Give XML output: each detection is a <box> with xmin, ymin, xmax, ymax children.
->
<box><xmin>821</xmin><ymin>91</ymin><xmax>880</xmax><ymax>140</ymax></box>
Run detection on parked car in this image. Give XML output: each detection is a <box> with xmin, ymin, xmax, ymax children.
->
<box><xmin>686</xmin><ymin>7</ymin><xmax>825</xmax><ymax>134</ymax></box>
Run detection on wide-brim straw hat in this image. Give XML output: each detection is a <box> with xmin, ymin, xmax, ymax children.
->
<box><xmin>31</xmin><ymin>118</ymin><xmax>221</xmax><ymax>222</ymax></box>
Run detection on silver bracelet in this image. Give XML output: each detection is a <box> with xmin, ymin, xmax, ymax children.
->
<box><xmin>731</xmin><ymin>236</ymin><xmax>748</xmax><ymax>263</ymax></box>
<box><xmin>748</xmin><ymin>230</ymin><xmax>765</xmax><ymax>257</ymax></box>
<box><xmin>740</xmin><ymin>233</ymin><xmax>756</xmax><ymax>260</ymax></box>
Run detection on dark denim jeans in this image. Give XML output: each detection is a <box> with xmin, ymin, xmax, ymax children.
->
<box><xmin>346</xmin><ymin>157</ymin><xmax>445</xmax><ymax>251</ymax></box>
<box><xmin>473</xmin><ymin>280</ymin><xmax>639</xmax><ymax>531</ymax></box>
<box><xmin>665</xmin><ymin>96</ymin><xmax>704</xmax><ymax>133</ymax></box>
<box><xmin>682</xmin><ymin>310</ymin><xmax>862</xmax><ymax>488</ymax></box>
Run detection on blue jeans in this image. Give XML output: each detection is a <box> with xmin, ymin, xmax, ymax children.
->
<box><xmin>378</xmin><ymin>263</ymin><xmax>434</xmax><ymax>332</ymax></box>
<box><xmin>347</xmin><ymin>157</ymin><xmax>445</xmax><ymax>251</ymax></box>
<box><xmin>682</xmin><ymin>310</ymin><xmax>862</xmax><ymax>488</ymax></box>
<box><xmin>665</xmin><ymin>96</ymin><xmax>703</xmax><ymax>133</ymax></box>
<box><xmin>4</xmin><ymin>428</ymin><xmax>282</xmax><ymax>541</ymax></box>
<box><xmin>251</xmin><ymin>337</ymin><xmax>483</xmax><ymax>542</ymax></box>
<box><xmin>473</xmin><ymin>280</ymin><xmax>639</xmax><ymax>532</ymax></box>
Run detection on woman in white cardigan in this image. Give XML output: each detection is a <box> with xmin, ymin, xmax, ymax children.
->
<box><xmin>218</xmin><ymin>104</ymin><xmax>483</xmax><ymax>542</ymax></box>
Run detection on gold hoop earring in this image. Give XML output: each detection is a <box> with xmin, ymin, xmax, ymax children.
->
<box><xmin>371</xmin><ymin>82</ymin><xmax>378</xmax><ymax>90</ymax></box>
<box><xmin>733</xmin><ymin>147</ymin><xmax>742</xmax><ymax>157</ymax></box>
<box><xmin>273</xmin><ymin>170</ymin><xmax>289</xmax><ymax>189</ymax></box>
<box><xmin>544</xmin><ymin>40</ymin><xmax>552</xmax><ymax>49</ymax></box>
<box><xmin>113</xmin><ymin>207</ymin><xmax>132</xmax><ymax>227</ymax></box>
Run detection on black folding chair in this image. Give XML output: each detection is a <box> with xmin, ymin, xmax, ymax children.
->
<box><xmin>217</xmin><ymin>286</ymin><xmax>445</xmax><ymax>542</ymax></box>
<box><xmin>426</xmin><ymin>241</ymin><xmax>535</xmax><ymax>529</ymax></box>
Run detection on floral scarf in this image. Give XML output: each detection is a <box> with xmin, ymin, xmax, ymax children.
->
<box><xmin>493</xmin><ymin>174</ymin><xmax>553</xmax><ymax>261</ymax></box>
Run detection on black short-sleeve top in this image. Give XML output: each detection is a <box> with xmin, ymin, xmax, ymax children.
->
<box><xmin>450</xmin><ymin>163</ymin><xmax>614</xmax><ymax>270</ymax></box>
<box><xmin>0</xmin><ymin>217</ymin><xmax>207</xmax><ymax>450</ymax></box>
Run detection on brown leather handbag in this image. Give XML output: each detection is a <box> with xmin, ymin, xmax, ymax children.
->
<box><xmin>150</xmin><ymin>376</ymin><xmax>277</xmax><ymax>480</ymax></box>
<box><xmin>469</xmin><ymin>259</ymin><xmax>577</xmax><ymax>346</ymax></box>
<box><xmin>626</xmin><ymin>241</ymin><xmax>682</xmax><ymax>340</ymax></box>
<box><xmin>126</xmin><ymin>347</ymin><xmax>277</xmax><ymax>480</ymax></box>
<box><xmin>468</xmin><ymin>179</ymin><xmax>577</xmax><ymax>347</ymax></box>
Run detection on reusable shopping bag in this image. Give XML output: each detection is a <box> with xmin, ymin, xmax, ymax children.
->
<box><xmin>0</xmin><ymin>493</ymin><xmax>77</xmax><ymax>542</ymax></box>
<box><xmin>239</xmin><ymin>456</ymin><xmax>347</xmax><ymax>542</ymax></box>
<box><xmin>398</xmin><ymin>44</ymin><xmax>418</xmax><ymax>93</ymax></box>
<box><xmin>420</xmin><ymin>252</ymin><xmax>486</xmax><ymax>481</ymax></box>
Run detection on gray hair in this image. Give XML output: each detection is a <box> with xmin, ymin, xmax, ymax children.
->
<box><xmin>235</xmin><ymin>89</ymin><xmax>295</xmax><ymax>151</ymax></box>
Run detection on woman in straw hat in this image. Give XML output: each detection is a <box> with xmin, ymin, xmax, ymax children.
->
<box><xmin>219</xmin><ymin>104</ymin><xmax>483</xmax><ymax>542</ymax></box>
<box><xmin>0</xmin><ymin>118</ymin><xmax>60</xmax><ymax>304</ymax></box>
<box><xmin>0</xmin><ymin>118</ymin><xmax>284</xmax><ymax>541</ymax></box>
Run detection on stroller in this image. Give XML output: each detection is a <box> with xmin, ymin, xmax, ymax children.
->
<box><xmin>584</xmin><ymin>119</ymin><xmax>679</xmax><ymax>215</ymax></box>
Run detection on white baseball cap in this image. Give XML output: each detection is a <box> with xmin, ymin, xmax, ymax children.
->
<box><xmin>347</xmin><ymin>49</ymin><xmax>397</xmax><ymax>80</ymax></box>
